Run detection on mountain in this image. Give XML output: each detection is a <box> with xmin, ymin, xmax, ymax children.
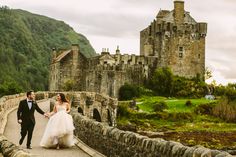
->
<box><xmin>0</xmin><ymin>6</ymin><xmax>96</xmax><ymax>96</ymax></box>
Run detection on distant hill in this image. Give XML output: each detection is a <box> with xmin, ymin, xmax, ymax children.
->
<box><xmin>0</xmin><ymin>6</ymin><xmax>96</xmax><ymax>96</ymax></box>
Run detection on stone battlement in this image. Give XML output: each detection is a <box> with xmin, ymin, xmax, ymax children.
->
<box><xmin>88</xmin><ymin>53</ymin><xmax>157</xmax><ymax>67</ymax></box>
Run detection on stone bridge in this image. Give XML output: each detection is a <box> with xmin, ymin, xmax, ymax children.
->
<box><xmin>0</xmin><ymin>92</ymin><xmax>234</xmax><ymax>157</ymax></box>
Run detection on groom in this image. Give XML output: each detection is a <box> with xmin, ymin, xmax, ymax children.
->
<box><xmin>17</xmin><ymin>91</ymin><xmax>48</xmax><ymax>149</ymax></box>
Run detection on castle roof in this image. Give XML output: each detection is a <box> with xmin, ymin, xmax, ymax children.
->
<box><xmin>99</xmin><ymin>54</ymin><xmax>115</xmax><ymax>62</ymax></box>
<box><xmin>55</xmin><ymin>50</ymin><xmax>71</xmax><ymax>62</ymax></box>
<box><xmin>156</xmin><ymin>10</ymin><xmax>197</xmax><ymax>24</ymax></box>
<box><xmin>156</xmin><ymin>10</ymin><xmax>170</xmax><ymax>18</ymax></box>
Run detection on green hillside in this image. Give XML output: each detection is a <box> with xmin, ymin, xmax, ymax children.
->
<box><xmin>0</xmin><ymin>6</ymin><xmax>96</xmax><ymax>96</ymax></box>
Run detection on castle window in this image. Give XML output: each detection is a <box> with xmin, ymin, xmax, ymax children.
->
<box><xmin>173</xmin><ymin>26</ymin><xmax>177</xmax><ymax>32</ymax></box>
<box><xmin>128</xmin><ymin>59</ymin><xmax>132</xmax><ymax>64</ymax></box>
<box><xmin>104</xmin><ymin>61</ymin><xmax>107</xmax><ymax>64</ymax></box>
<box><xmin>179</xmin><ymin>47</ymin><xmax>183</xmax><ymax>58</ymax></box>
<box><xmin>179</xmin><ymin>52</ymin><xmax>183</xmax><ymax>58</ymax></box>
<box><xmin>167</xmin><ymin>23</ymin><xmax>171</xmax><ymax>31</ymax></box>
<box><xmin>149</xmin><ymin>25</ymin><xmax>152</xmax><ymax>35</ymax></box>
<box><xmin>139</xmin><ymin>62</ymin><xmax>142</xmax><ymax>65</ymax></box>
<box><xmin>198</xmin><ymin>54</ymin><xmax>201</xmax><ymax>59</ymax></box>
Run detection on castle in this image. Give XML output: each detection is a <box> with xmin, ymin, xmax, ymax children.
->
<box><xmin>49</xmin><ymin>0</ymin><xmax>207</xmax><ymax>98</ymax></box>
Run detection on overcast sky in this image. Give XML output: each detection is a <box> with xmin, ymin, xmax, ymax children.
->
<box><xmin>2</xmin><ymin>0</ymin><xmax>236</xmax><ymax>85</ymax></box>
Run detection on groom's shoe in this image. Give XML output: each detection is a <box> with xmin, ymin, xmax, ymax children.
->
<box><xmin>27</xmin><ymin>146</ymin><xmax>32</xmax><ymax>149</ymax></box>
<box><xmin>19</xmin><ymin>139</ymin><xmax>23</xmax><ymax>145</ymax></box>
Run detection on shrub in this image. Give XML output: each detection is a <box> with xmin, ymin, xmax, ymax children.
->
<box><xmin>212</xmin><ymin>97</ymin><xmax>236</xmax><ymax>122</ymax></box>
<box><xmin>194</xmin><ymin>103</ymin><xmax>215</xmax><ymax>115</ymax></box>
<box><xmin>153</xmin><ymin>101</ymin><xmax>168</xmax><ymax>112</ymax></box>
<box><xmin>119</xmin><ymin>83</ymin><xmax>140</xmax><ymax>100</ymax></box>
<box><xmin>167</xmin><ymin>112</ymin><xmax>193</xmax><ymax>121</ymax></box>
<box><xmin>185</xmin><ymin>100</ymin><xmax>192</xmax><ymax>107</ymax></box>
<box><xmin>225</xmin><ymin>88</ymin><xmax>236</xmax><ymax>101</ymax></box>
<box><xmin>117</xmin><ymin>103</ymin><xmax>130</xmax><ymax>118</ymax></box>
<box><xmin>138</xmin><ymin>86</ymin><xmax>155</xmax><ymax>96</ymax></box>
<box><xmin>176</xmin><ymin>90</ymin><xmax>189</xmax><ymax>97</ymax></box>
<box><xmin>214</xmin><ymin>85</ymin><xmax>226</xmax><ymax>96</ymax></box>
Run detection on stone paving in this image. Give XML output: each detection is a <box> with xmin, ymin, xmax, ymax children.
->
<box><xmin>3</xmin><ymin>100</ymin><xmax>91</xmax><ymax>157</ymax></box>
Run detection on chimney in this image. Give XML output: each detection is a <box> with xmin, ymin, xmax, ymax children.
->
<box><xmin>174</xmin><ymin>0</ymin><xmax>184</xmax><ymax>25</ymax></box>
<box><xmin>116</xmin><ymin>45</ymin><xmax>120</xmax><ymax>54</ymax></box>
<box><xmin>71</xmin><ymin>44</ymin><xmax>79</xmax><ymax>52</ymax></box>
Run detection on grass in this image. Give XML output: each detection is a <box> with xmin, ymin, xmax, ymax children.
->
<box><xmin>136</xmin><ymin>96</ymin><xmax>217</xmax><ymax>113</ymax></box>
<box><xmin>118</xmin><ymin>96</ymin><xmax>236</xmax><ymax>132</ymax></box>
<box><xmin>118</xmin><ymin>116</ymin><xmax>236</xmax><ymax>132</ymax></box>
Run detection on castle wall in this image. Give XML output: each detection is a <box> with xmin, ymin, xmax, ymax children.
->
<box><xmin>76</xmin><ymin>52</ymin><xmax>87</xmax><ymax>91</ymax></box>
<box><xmin>163</xmin><ymin>28</ymin><xmax>206</xmax><ymax>78</ymax></box>
<box><xmin>49</xmin><ymin>62</ymin><xmax>60</xmax><ymax>90</ymax></box>
<box><xmin>84</xmin><ymin>55</ymin><xmax>157</xmax><ymax>98</ymax></box>
<box><xmin>84</xmin><ymin>65</ymin><xmax>143</xmax><ymax>98</ymax></box>
<box><xmin>58</xmin><ymin>53</ymin><xmax>74</xmax><ymax>90</ymax></box>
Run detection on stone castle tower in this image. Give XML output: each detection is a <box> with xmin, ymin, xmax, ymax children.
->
<box><xmin>49</xmin><ymin>0</ymin><xmax>207</xmax><ymax>97</ymax></box>
<box><xmin>140</xmin><ymin>0</ymin><xmax>207</xmax><ymax>78</ymax></box>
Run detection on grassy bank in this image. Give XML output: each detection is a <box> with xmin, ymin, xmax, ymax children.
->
<box><xmin>117</xmin><ymin>96</ymin><xmax>236</xmax><ymax>150</ymax></box>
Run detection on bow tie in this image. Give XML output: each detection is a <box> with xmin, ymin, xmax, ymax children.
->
<box><xmin>28</xmin><ymin>101</ymin><xmax>33</xmax><ymax>103</ymax></box>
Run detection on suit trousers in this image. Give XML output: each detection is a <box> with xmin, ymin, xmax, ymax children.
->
<box><xmin>20</xmin><ymin>122</ymin><xmax>35</xmax><ymax>147</ymax></box>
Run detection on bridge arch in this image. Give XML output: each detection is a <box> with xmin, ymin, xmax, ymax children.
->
<box><xmin>93</xmin><ymin>108</ymin><xmax>101</xmax><ymax>122</ymax></box>
<box><xmin>78</xmin><ymin>107</ymin><xmax>84</xmax><ymax>115</ymax></box>
<box><xmin>107</xmin><ymin>109</ymin><xmax>112</xmax><ymax>126</ymax></box>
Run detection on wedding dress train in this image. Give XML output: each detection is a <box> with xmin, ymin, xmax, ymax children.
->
<box><xmin>40</xmin><ymin>105</ymin><xmax>75</xmax><ymax>148</ymax></box>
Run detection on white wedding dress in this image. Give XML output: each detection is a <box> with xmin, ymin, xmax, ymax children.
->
<box><xmin>40</xmin><ymin>104</ymin><xmax>75</xmax><ymax>148</ymax></box>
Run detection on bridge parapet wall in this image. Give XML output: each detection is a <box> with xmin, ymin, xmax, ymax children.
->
<box><xmin>0</xmin><ymin>93</ymin><xmax>25</xmax><ymax>134</ymax></box>
<box><xmin>48</xmin><ymin>91</ymin><xmax>117</xmax><ymax>126</ymax></box>
<box><xmin>71</xmin><ymin>110</ymin><xmax>233</xmax><ymax>157</ymax></box>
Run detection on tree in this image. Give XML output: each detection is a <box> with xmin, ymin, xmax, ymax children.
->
<box><xmin>119</xmin><ymin>83</ymin><xmax>139</xmax><ymax>100</ymax></box>
<box><xmin>0</xmin><ymin>80</ymin><xmax>23</xmax><ymax>97</ymax></box>
<box><xmin>205</xmin><ymin>67</ymin><xmax>212</xmax><ymax>80</ymax></box>
<box><xmin>150</xmin><ymin>67</ymin><xmax>174</xmax><ymax>97</ymax></box>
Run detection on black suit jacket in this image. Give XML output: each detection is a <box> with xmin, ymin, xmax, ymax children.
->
<box><xmin>17</xmin><ymin>99</ymin><xmax>45</xmax><ymax>125</ymax></box>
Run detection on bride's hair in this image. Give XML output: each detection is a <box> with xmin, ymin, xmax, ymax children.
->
<box><xmin>59</xmin><ymin>93</ymin><xmax>69</xmax><ymax>103</ymax></box>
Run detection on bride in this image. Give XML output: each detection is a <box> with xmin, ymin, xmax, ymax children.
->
<box><xmin>40</xmin><ymin>93</ymin><xmax>75</xmax><ymax>149</ymax></box>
